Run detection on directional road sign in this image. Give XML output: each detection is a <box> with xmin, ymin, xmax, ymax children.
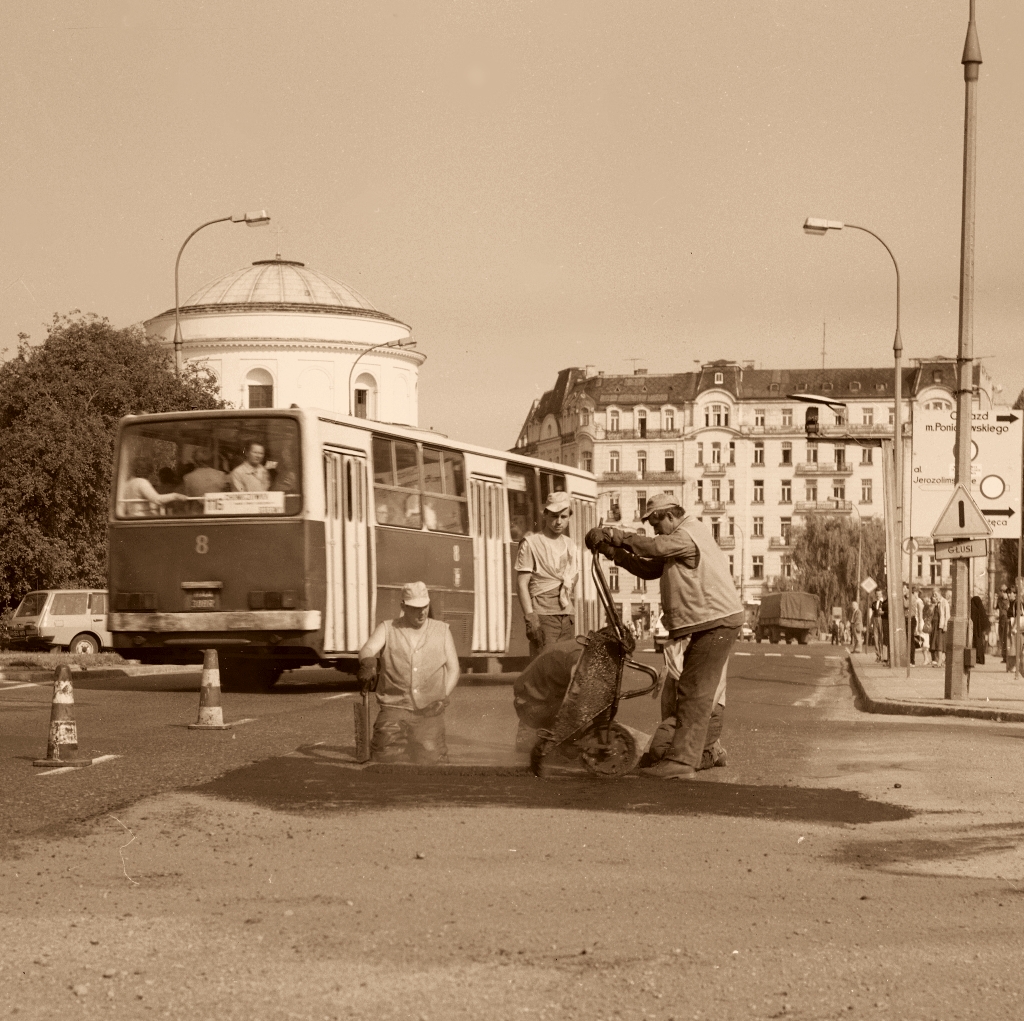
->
<box><xmin>910</xmin><ymin>406</ymin><xmax>1022</xmax><ymax>539</ymax></box>
<box><xmin>934</xmin><ymin>537</ymin><xmax>989</xmax><ymax>560</ymax></box>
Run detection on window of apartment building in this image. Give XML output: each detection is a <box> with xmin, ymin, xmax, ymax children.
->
<box><xmin>696</xmin><ymin>479</ymin><xmax>704</xmax><ymax>503</ymax></box>
<box><xmin>633</xmin><ymin>575</ymin><xmax>647</xmax><ymax>593</ymax></box>
<box><xmin>752</xmin><ymin>516</ymin><xmax>764</xmax><ymax>537</ymax></box>
<box><xmin>711</xmin><ymin>480</ymin><xmax>721</xmax><ymax>503</ymax></box>
<box><xmin>806</xmin><ymin>481</ymin><xmax>818</xmax><ymax>502</ymax></box>
<box><xmin>609</xmin><ymin>496</ymin><xmax>621</xmax><ymax>521</ymax></box>
<box><xmin>753</xmin><ymin>442</ymin><xmax>765</xmax><ymax>465</ymax></box>
<box><xmin>754</xmin><ymin>408</ymin><xmax>766</xmax><ymax>427</ymax></box>
<box><xmin>781</xmin><ymin>554</ymin><xmax>792</xmax><ymax>578</ymax></box>
<box><xmin>637</xmin><ymin>409</ymin><xmax>647</xmax><ymax>438</ymax></box>
<box><xmin>862</xmin><ymin>407</ymin><xmax>874</xmax><ymax>426</ymax></box>
<box><xmin>714</xmin><ymin>371</ymin><xmax>724</xmax><ymax>385</ymax></box>
<box><xmin>781</xmin><ymin>479</ymin><xmax>792</xmax><ymax>503</ymax></box>
<box><xmin>807</xmin><ymin>441</ymin><xmax>818</xmax><ymax>463</ymax></box>
<box><xmin>581</xmin><ymin>450</ymin><xmax>593</xmax><ymax>473</ymax></box>
<box><xmin>834</xmin><ymin>444</ymin><xmax>846</xmax><ymax>468</ymax></box>
<box><xmin>728</xmin><ymin>516</ymin><xmax>735</xmax><ymax>537</ymax></box>
<box><xmin>833</xmin><ymin>480</ymin><xmax>846</xmax><ymax>501</ymax></box>
<box><xmin>609</xmin><ymin>450</ymin><xmax>620</xmax><ymax>473</ymax></box>
<box><xmin>861</xmin><ymin>478</ymin><xmax>873</xmax><ymax>503</ymax></box>
<box><xmin>706</xmin><ymin>403</ymin><xmax>729</xmax><ymax>427</ymax></box>
<box><xmin>636</xmin><ymin>490</ymin><xmax>647</xmax><ymax>518</ymax></box>
<box><xmin>916</xmin><ymin>554</ymin><xmax>924</xmax><ymax>579</ymax></box>
<box><xmin>609</xmin><ymin>409</ymin><xmax>619</xmax><ymax>432</ymax></box>
<box><xmin>637</xmin><ymin>451</ymin><xmax>647</xmax><ymax>475</ymax></box>
<box><xmin>782</xmin><ymin>407</ymin><xmax>793</xmax><ymax>427</ymax></box>
<box><xmin>664</xmin><ymin>450</ymin><xmax>675</xmax><ymax>472</ymax></box>
<box><xmin>608</xmin><ymin>566</ymin><xmax>620</xmax><ymax>593</ymax></box>
<box><xmin>728</xmin><ymin>555</ymin><xmax>735</xmax><ymax>577</ymax></box>
<box><xmin>781</xmin><ymin>441</ymin><xmax>792</xmax><ymax>465</ymax></box>
<box><xmin>728</xmin><ymin>479</ymin><xmax>735</xmax><ymax>503</ymax></box>
<box><xmin>696</xmin><ymin>442</ymin><xmax>704</xmax><ymax>465</ymax></box>
<box><xmin>752</xmin><ymin>555</ymin><xmax>764</xmax><ymax>579</ymax></box>
<box><xmin>711</xmin><ymin>519</ymin><xmax>721</xmax><ymax>541</ymax></box>
<box><xmin>664</xmin><ymin>408</ymin><xmax>675</xmax><ymax>431</ymax></box>
<box><xmin>728</xmin><ymin>441</ymin><xmax>736</xmax><ymax>465</ymax></box>
<box><xmin>780</xmin><ymin>517</ymin><xmax>792</xmax><ymax>544</ymax></box>
<box><xmin>861</xmin><ymin>447</ymin><xmax>873</xmax><ymax>465</ymax></box>
<box><xmin>753</xmin><ymin>479</ymin><xmax>764</xmax><ymax>503</ymax></box>
<box><xmin>888</xmin><ymin>406</ymin><xmax>895</xmax><ymax>426</ymax></box>
<box><xmin>834</xmin><ymin>409</ymin><xmax>846</xmax><ymax>426</ymax></box>
<box><xmin>711</xmin><ymin>442</ymin><xmax>722</xmax><ymax>464</ymax></box>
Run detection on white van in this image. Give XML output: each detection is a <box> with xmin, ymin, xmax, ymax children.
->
<box><xmin>7</xmin><ymin>590</ymin><xmax>112</xmax><ymax>654</ymax></box>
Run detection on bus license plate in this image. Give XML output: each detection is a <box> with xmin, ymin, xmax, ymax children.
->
<box><xmin>190</xmin><ymin>592</ymin><xmax>218</xmax><ymax>610</ymax></box>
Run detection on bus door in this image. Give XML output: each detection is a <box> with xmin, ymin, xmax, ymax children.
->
<box><xmin>571</xmin><ymin>495</ymin><xmax>600</xmax><ymax>634</ymax></box>
<box><xmin>470</xmin><ymin>476</ymin><xmax>507</xmax><ymax>652</ymax></box>
<box><xmin>323</xmin><ymin>449</ymin><xmax>371</xmax><ymax>652</ymax></box>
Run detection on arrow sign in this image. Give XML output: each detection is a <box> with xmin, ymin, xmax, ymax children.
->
<box><xmin>982</xmin><ymin>507</ymin><xmax>1015</xmax><ymax>517</ymax></box>
<box><xmin>996</xmin><ymin>413</ymin><xmax>1019</xmax><ymax>423</ymax></box>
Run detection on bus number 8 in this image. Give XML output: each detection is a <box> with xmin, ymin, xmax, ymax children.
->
<box><xmin>195</xmin><ymin>535</ymin><xmax>209</xmax><ymax>555</ymax></box>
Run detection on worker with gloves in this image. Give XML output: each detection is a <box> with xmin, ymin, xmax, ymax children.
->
<box><xmin>356</xmin><ymin>581</ymin><xmax>461</xmax><ymax>764</ymax></box>
<box><xmin>586</xmin><ymin>492</ymin><xmax>742</xmax><ymax>779</ymax></box>
<box><xmin>515</xmin><ymin>490</ymin><xmax>579</xmax><ymax>659</ymax></box>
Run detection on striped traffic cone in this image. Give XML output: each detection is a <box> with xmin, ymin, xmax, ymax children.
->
<box><xmin>33</xmin><ymin>666</ymin><xmax>92</xmax><ymax>767</ymax></box>
<box><xmin>188</xmin><ymin>649</ymin><xmax>232</xmax><ymax>730</ymax></box>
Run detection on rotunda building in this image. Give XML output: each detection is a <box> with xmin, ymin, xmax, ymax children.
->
<box><xmin>144</xmin><ymin>257</ymin><xmax>424</xmax><ymax>426</ymax></box>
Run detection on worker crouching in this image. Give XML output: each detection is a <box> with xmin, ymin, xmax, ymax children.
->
<box><xmin>358</xmin><ymin>582</ymin><xmax>462</xmax><ymax>764</ymax></box>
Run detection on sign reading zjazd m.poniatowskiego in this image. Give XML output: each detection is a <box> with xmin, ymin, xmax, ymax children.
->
<box><xmin>910</xmin><ymin>406</ymin><xmax>1022</xmax><ymax>539</ymax></box>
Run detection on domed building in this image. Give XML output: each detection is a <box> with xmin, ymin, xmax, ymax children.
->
<box><xmin>144</xmin><ymin>256</ymin><xmax>424</xmax><ymax>425</ymax></box>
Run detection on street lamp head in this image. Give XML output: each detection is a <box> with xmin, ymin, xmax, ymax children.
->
<box><xmin>232</xmin><ymin>210</ymin><xmax>271</xmax><ymax>226</ymax></box>
<box><xmin>803</xmin><ymin>217</ymin><xmax>844</xmax><ymax>236</ymax></box>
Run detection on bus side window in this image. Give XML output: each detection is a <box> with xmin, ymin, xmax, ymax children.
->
<box><xmin>506</xmin><ymin>466</ymin><xmax>536</xmax><ymax>542</ymax></box>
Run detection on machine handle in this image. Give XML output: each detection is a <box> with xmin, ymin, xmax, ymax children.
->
<box><xmin>618</xmin><ymin>658</ymin><xmax>661</xmax><ymax>700</ymax></box>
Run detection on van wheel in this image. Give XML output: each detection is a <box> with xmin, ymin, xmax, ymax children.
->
<box><xmin>69</xmin><ymin>633</ymin><xmax>100</xmax><ymax>655</ymax></box>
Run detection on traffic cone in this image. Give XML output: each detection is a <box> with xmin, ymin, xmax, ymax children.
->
<box><xmin>188</xmin><ymin>649</ymin><xmax>232</xmax><ymax>730</ymax></box>
<box><xmin>33</xmin><ymin>666</ymin><xmax>92</xmax><ymax>767</ymax></box>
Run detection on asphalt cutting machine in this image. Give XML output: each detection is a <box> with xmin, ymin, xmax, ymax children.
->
<box><xmin>530</xmin><ymin>550</ymin><xmax>661</xmax><ymax>777</ymax></box>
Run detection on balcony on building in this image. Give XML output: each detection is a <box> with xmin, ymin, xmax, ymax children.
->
<box><xmin>701</xmin><ymin>500</ymin><xmax>726</xmax><ymax>514</ymax></box>
<box><xmin>716</xmin><ymin>535</ymin><xmax>736</xmax><ymax>549</ymax></box>
<box><xmin>702</xmin><ymin>463</ymin><xmax>727</xmax><ymax>477</ymax></box>
<box><xmin>603</xmin><ymin>470</ymin><xmax>639</xmax><ymax>482</ymax></box>
<box><xmin>794</xmin><ymin>461</ymin><xmax>853</xmax><ymax>476</ymax></box>
<box><xmin>768</xmin><ymin>536</ymin><xmax>791</xmax><ymax>550</ymax></box>
<box><xmin>794</xmin><ymin>499</ymin><xmax>852</xmax><ymax>514</ymax></box>
<box><xmin>604</xmin><ymin>428</ymin><xmax>682</xmax><ymax>441</ymax></box>
<box><xmin>641</xmin><ymin>470</ymin><xmax>682</xmax><ymax>483</ymax></box>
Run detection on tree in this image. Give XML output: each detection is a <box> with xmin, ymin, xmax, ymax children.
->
<box><xmin>788</xmin><ymin>514</ymin><xmax>887</xmax><ymax>613</ymax></box>
<box><xmin>0</xmin><ymin>313</ymin><xmax>223</xmax><ymax>612</ymax></box>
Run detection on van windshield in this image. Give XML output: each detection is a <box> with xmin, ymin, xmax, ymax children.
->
<box><xmin>14</xmin><ymin>592</ymin><xmax>48</xmax><ymax>617</ymax></box>
<box><xmin>115</xmin><ymin>417</ymin><xmax>301</xmax><ymax>518</ymax></box>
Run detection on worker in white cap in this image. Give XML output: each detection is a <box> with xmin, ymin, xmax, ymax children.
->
<box><xmin>514</xmin><ymin>490</ymin><xmax>579</xmax><ymax>659</ymax></box>
<box><xmin>357</xmin><ymin>581</ymin><xmax>461</xmax><ymax>764</ymax></box>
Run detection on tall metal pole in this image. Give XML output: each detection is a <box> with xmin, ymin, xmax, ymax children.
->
<box><xmin>946</xmin><ymin>0</ymin><xmax>982</xmax><ymax>700</ymax></box>
<box><xmin>174</xmin><ymin>216</ymin><xmax>233</xmax><ymax>377</ymax></box>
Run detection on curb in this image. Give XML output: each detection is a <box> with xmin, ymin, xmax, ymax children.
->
<box><xmin>846</xmin><ymin>653</ymin><xmax>1024</xmax><ymax>723</ymax></box>
<box><xmin>0</xmin><ymin>665</ymin><xmax>202</xmax><ymax>684</ymax></box>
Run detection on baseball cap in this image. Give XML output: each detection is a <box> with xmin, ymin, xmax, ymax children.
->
<box><xmin>641</xmin><ymin>492</ymin><xmax>682</xmax><ymax>522</ymax></box>
<box><xmin>543</xmin><ymin>491</ymin><xmax>571</xmax><ymax>514</ymax></box>
<box><xmin>401</xmin><ymin>581</ymin><xmax>431</xmax><ymax>607</ymax></box>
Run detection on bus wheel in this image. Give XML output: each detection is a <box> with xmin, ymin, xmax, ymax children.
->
<box><xmin>69</xmin><ymin>633</ymin><xmax>100</xmax><ymax>655</ymax></box>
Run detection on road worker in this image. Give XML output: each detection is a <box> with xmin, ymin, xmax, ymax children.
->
<box><xmin>357</xmin><ymin>582</ymin><xmax>461</xmax><ymax>764</ymax></box>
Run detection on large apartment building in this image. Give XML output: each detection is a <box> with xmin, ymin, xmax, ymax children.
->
<box><xmin>514</xmin><ymin>358</ymin><xmax>994</xmax><ymax>628</ymax></box>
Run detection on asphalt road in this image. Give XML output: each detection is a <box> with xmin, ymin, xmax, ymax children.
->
<box><xmin>2</xmin><ymin>641</ymin><xmax>1023</xmax><ymax>1020</ymax></box>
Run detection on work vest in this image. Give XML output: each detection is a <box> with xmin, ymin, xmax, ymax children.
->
<box><xmin>377</xmin><ymin>617</ymin><xmax>450</xmax><ymax>710</ymax></box>
<box><xmin>659</xmin><ymin>515</ymin><xmax>743</xmax><ymax>632</ymax></box>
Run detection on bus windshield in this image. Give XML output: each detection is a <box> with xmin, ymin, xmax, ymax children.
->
<box><xmin>115</xmin><ymin>417</ymin><xmax>302</xmax><ymax>518</ymax></box>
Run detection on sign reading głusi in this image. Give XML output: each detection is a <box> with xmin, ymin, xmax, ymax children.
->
<box><xmin>911</xmin><ymin>406</ymin><xmax>1022</xmax><ymax>539</ymax></box>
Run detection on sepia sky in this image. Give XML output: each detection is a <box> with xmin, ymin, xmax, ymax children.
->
<box><xmin>2</xmin><ymin>1</ymin><xmax>1022</xmax><ymax>449</ymax></box>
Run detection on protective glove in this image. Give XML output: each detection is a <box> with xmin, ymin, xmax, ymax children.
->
<box><xmin>585</xmin><ymin>526</ymin><xmax>618</xmax><ymax>551</ymax></box>
<box><xmin>357</xmin><ymin>657</ymin><xmax>379</xmax><ymax>692</ymax></box>
<box><xmin>595</xmin><ymin>540</ymin><xmax>618</xmax><ymax>560</ymax></box>
<box><xmin>524</xmin><ymin>612</ymin><xmax>544</xmax><ymax>645</ymax></box>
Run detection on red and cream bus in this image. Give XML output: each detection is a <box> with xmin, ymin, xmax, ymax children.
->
<box><xmin>108</xmin><ymin>408</ymin><xmax>599</xmax><ymax>688</ymax></box>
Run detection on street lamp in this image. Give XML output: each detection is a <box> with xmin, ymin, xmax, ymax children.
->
<box><xmin>173</xmin><ymin>211</ymin><xmax>271</xmax><ymax>376</ymax></box>
<box><xmin>803</xmin><ymin>216</ymin><xmax>906</xmax><ymax>669</ymax></box>
<box><xmin>347</xmin><ymin>339</ymin><xmax>417</xmax><ymax>418</ymax></box>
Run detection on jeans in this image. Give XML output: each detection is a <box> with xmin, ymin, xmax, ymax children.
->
<box><xmin>529</xmin><ymin>614</ymin><xmax>575</xmax><ymax>660</ymax></box>
<box><xmin>371</xmin><ymin>705</ymin><xmax>449</xmax><ymax>764</ymax></box>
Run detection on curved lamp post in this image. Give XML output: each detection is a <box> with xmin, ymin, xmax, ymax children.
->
<box><xmin>347</xmin><ymin>339</ymin><xmax>417</xmax><ymax>418</ymax></box>
<box><xmin>174</xmin><ymin>210</ymin><xmax>271</xmax><ymax>376</ymax></box>
<box><xmin>803</xmin><ymin>216</ymin><xmax>906</xmax><ymax>669</ymax></box>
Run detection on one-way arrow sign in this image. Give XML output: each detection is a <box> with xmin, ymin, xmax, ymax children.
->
<box><xmin>996</xmin><ymin>413</ymin><xmax>1019</xmax><ymax>423</ymax></box>
<box><xmin>982</xmin><ymin>507</ymin><xmax>1015</xmax><ymax>517</ymax></box>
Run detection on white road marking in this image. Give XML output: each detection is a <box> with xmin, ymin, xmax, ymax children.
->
<box><xmin>794</xmin><ymin>688</ymin><xmax>828</xmax><ymax>708</ymax></box>
<box><xmin>825</xmin><ymin>656</ymin><xmax>842</xmax><ymax>661</ymax></box>
<box><xmin>91</xmin><ymin>754</ymin><xmax>121</xmax><ymax>765</ymax></box>
<box><xmin>795</xmin><ymin>654</ymin><xmax>811</xmax><ymax>659</ymax></box>
<box><xmin>0</xmin><ymin>682</ymin><xmax>41</xmax><ymax>691</ymax></box>
<box><xmin>733</xmin><ymin>652</ymin><xmax>752</xmax><ymax>657</ymax></box>
<box><xmin>231</xmin><ymin>718</ymin><xmax>257</xmax><ymax>726</ymax></box>
<box><xmin>765</xmin><ymin>653</ymin><xmax>782</xmax><ymax>658</ymax></box>
<box><xmin>323</xmin><ymin>692</ymin><xmax>358</xmax><ymax>700</ymax></box>
<box><xmin>37</xmin><ymin>766</ymin><xmax>82</xmax><ymax>776</ymax></box>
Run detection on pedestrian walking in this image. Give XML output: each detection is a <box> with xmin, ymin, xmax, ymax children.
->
<box><xmin>851</xmin><ymin>600</ymin><xmax>863</xmax><ymax>653</ymax></box>
<box><xmin>515</xmin><ymin>491</ymin><xmax>579</xmax><ymax>659</ymax></box>
<box><xmin>997</xmin><ymin>586</ymin><xmax>1010</xmax><ymax>662</ymax></box>
<box><xmin>587</xmin><ymin>492</ymin><xmax>742</xmax><ymax>780</ymax></box>
<box><xmin>970</xmin><ymin>595</ymin><xmax>989</xmax><ymax>666</ymax></box>
<box><xmin>931</xmin><ymin>589</ymin><xmax>950</xmax><ymax>667</ymax></box>
<box><xmin>357</xmin><ymin>582</ymin><xmax>461</xmax><ymax>764</ymax></box>
<box><xmin>909</xmin><ymin>587</ymin><xmax>924</xmax><ymax>666</ymax></box>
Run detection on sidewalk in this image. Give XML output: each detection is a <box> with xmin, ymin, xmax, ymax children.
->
<box><xmin>848</xmin><ymin>649</ymin><xmax>1024</xmax><ymax>722</ymax></box>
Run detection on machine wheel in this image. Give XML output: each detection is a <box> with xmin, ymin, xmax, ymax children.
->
<box><xmin>577</xmin><ymin>722</ymin><xmax>638</xmax><ymax>777</ymax></box>
<box><xmin>69</xmin><ymin>633</ymin><xmax>100</xmax><ymax>655</ymax></box>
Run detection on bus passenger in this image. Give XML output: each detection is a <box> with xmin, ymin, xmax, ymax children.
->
<box><xmin>120</xmin><ymin>460</ymin><xmax>188</xmax><ymax>517</ymax></box>
<box><xmin>515</xmin><ymin>491</ymin><xmax>579</xmax><ymax>659</ymax></box>
<box><xmin>270</xmin><ymin>451</ymin><xmax>296</xmax><ymax>493</ymax></box>
<box><xmin>230</xmin><ymin>441</ymin><xmax>270</xmax><ymax>492</ymax></box>
<box><xmin>183</xmin><ymin>448</ymin><xmax>228</xmax><ymax>497</ymax></box>
<box><xmin>357</xmin><ymin>582</ymin><xmax>461</xmax><ymax>764</ymax></box>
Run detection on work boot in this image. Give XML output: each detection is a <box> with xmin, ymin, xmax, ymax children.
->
<box><xmin>640</xmin><ymin>759</ymin><xmax>698</xmax><ymax>780</ymax></box>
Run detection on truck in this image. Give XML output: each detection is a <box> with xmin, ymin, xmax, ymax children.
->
<box><xmin>755</xmin><ymin>591</ymin><xmax>819</xmax><ymax>645</ymax></box>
